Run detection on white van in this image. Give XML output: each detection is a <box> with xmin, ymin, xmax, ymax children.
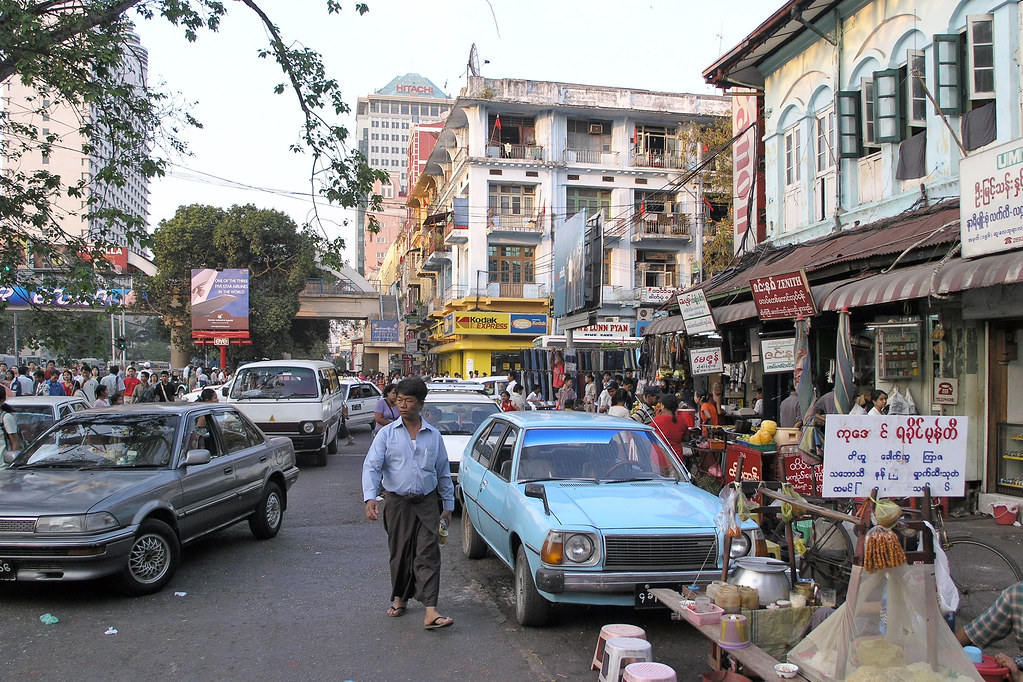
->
<box><xmin>222</xmin><ymin>360</ymin><xmax>343</xmax><ymax>466</ymax></box>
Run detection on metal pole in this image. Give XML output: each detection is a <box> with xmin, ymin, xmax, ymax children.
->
<box><xmin>120</xmin><ymin>311</ymin><xmax>126</xmax><ymax>367</ymax></box>
<box><xmin>12</xmin><ymin>311</ymin><xmax>18</xmax><ymax>363</ymax></box>
<box><xmin>110</xmin><ymin>314</ymin><xmax>115</xmax><ymax>367</ymax></box>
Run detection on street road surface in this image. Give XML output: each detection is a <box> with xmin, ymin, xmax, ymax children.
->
<box><xmin>0</xmin><ymin>429</ymin><xmax>709</xmax><ymax>681</ymax></box>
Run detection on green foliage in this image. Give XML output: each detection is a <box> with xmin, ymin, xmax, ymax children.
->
<box><xmin>0</xmin><ymin>1</ymin><xmax>387</xmax><ymax>299</ymax></box>
<box><xmin>146</xmin><ymin>204</ymin><xmax>329</xmax><ymax>362</ymax></box>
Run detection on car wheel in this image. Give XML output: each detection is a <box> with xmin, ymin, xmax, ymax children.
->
<box><xmin>249</xmin><ymin>481</ymin><xmax>284</xmax><ymax>539</ymax></box>
<box><xmin>117</xmin><ymin>519</ymin><xmax>180</xmax><ymax>596</ymax></box>
<box><xmin>514</xmin><ymin>545</ymin><xmax>551</xmax><ymax>626</ymax></box>
<box><xmin>315</xmin><ymin>447</ymin><xmax>328</xmax><ymax>467</ymax></box>
<box><xmin>461</xmin><ymin>508</ymin><xmax>488</xmax><ymax>559</ymax></box>
<box><xmin>326</xmin><ymin>427</ymin><xmax>338</xmax><ymax>454</ymax></box>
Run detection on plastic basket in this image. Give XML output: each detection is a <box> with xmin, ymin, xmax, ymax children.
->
<box><xmin>684</xmin><ymin>602</ymin><xmax>724</xmax><ymax>626</ymax></box>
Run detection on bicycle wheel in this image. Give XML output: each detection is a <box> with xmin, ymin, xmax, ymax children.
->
<box><xmin>799</xmin><ymin>518</ymin><xmax>854</xmax><ymax>601</ymax></box>
<box><xmin>944</xmin><ymin>537</ymin><xmax>1023</xmax><ymax>626</ymax></box>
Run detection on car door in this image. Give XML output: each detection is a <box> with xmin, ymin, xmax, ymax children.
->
<box><xmin>461</xmin><ymin>421</ymin><xmax>505</xmax><ymax>531</ymax></box>
<box><xmin>474</xmin><ymin>425</ymin><xmax>519</xmax><ymax>564</ymax></box>
<box><xmin>212</xmin><ymin>409</ymin><xmax>269</xmax><ymax>511</ymax></box>
<box><xmin>175</xmin><ymin>410</ymin><xmax>241</xmax><ymax>542</ymax></box>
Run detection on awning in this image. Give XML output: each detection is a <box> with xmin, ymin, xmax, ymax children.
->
<box><xmin>821</xmin><ymin>249</ymin><xmax>1023</xmax><ymax>311</ymax></box>
<box><xmin>712</xmin><ymin>300</ymin><xmax>758</xmax><ymax>325</ymax></box>
<box><xmin>642</xmin><ymin>315</ymin><xmax>685</xmax><ymax>335</ymax></box>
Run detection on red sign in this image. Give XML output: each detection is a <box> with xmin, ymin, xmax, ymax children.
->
<box><xmin>78</xmin><ymin>246</ymin><xmax>129</xmax><ymax>274</ymax></box>
<box><xmin>725</xmin><ymin>447</ymin><xmax>762</xmax><ymax>486</ymax></box>
<box><xmin>749</xmin><ymin>270</ymin><xmax>817</xmax><ymax>320</ymax></box>
<box><xmin>782</xmin><ymin>454</ymin><xmax>823</xmax><ymax>497</ymax></box>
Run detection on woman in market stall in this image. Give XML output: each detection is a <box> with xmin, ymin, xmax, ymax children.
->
<box><xmin>651</xmin><ymin>394</ymin><xmax>695</xmax><ymax>472</ymax></box>
<box><xmin>697</xmin><ymin>390</ymin><xmax>720</xmax><ymax>429</ymax></box>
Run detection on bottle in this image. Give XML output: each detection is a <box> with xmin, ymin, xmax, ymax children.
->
<box><xmin>438</xmin><ymin>519</ymin><xmax>449</xmax><ymax>546</ymax></box>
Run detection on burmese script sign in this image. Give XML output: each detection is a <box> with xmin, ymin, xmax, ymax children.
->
<box><xmin>689</xmin><ymin>347</ymin><xmax>723</xmax><ymax>375</ymax></box>
<box><xmin>761</xmin><ymin>337</ymin><xmax>796</xmax><ymax>373</ymax></box>
<box><xmin>678</xmin><ymin>288</ymin><xmax>716</xmax><ymax>334</ymax></box>
<box><xmin>750</xmin><ymin>270</ymin><xmax>817</xmax><ymax>320</ymax></box>
<box><xmin>960</xmin><ymin>136</ymin><xmax>1023</xmax><ymax>258</ymax></box>
<box><xmin>822</xmin><ymin>415</ymin><xmax>968</xmax><ymax>498</ymax></box>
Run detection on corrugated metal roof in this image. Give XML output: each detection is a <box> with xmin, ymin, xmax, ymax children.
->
<box><xmin>700</xmin><ymin>201</ymin><xmax>960</xmax><ymax>300</ymax></box>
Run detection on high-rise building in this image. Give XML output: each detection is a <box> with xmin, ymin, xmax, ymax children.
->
<box><xmin>1</xmin><ymin>32</ymin><xmax>153</xmax><ymax>273</ymax></box>
<box><xmin>354</xmin><ymin>74</ymin><xmax>453</xmax><ymax>281</ymax></box>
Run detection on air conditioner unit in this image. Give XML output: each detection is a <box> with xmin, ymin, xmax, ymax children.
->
<box><xmin>589</xmin><ymin>123</ymin><xmax>604</xmax><ymax>135</ymax></box>
<box><xmin>417</xmin><ymin>331</ymin><xmax>429</xmax><ymax>340</ymax></box>
<box><xmin>636</xmin><ymin>308</ymin><xmax>653</xmax><ymax>321</ymax></box>
<box><xmin>604</xmin><ymin>316</ymin><xmax>620</xmax><ymax>323</ymax></box>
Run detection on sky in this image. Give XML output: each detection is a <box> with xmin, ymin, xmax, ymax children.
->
<box><xmin>135</xmin><ymin>0</ymin><xmax>777</xmax><ymax>265</ymax></box>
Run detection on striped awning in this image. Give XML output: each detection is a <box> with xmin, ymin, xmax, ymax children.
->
<box><xmin>712</xmin><ymin>300</ymin><xmax>758</xmax><ymax>325</ymax></box>
<box><xmin>642</xmin><ymin>314</ymin><xmax>685</xmax><ymax>335</ymax></box>
<box><xmin>821</xmin><ymin>250</ymin><xmax>1023</xmax><ymax>311</ymax></box>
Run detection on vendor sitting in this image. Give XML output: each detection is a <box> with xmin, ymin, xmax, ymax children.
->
<box><xmin>955</xmin><ymin>581</ymin><xmax>1023</xmax><ymax>681</ymax></box>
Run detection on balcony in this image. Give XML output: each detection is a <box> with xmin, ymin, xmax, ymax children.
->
<box><xmin>428</xmin><ymin>297</ymin><xmax>444</xmax><ymax>317</ymax></box>
<box><xmin>563</xmin><ymin>148</ymin><xmax>620</xmax><ymax>167</ymax></box>
<box><xmin>631</xmin><ymin>151</ymin><xmax>685</xmax><ymax>170</ymax></box>
<box><xmin>485</xmin><ymin>144</ymin><xmax>545</xmax><ymax>162</ymax></box>
<box><xmin>631</xmin><ymin>214</ymin><xmax>692</xmax><ymax>245</ymax></box>
<box><xmin>443</xmin><ymin>221</ymin><xmax>469</xmax><ymax>245</ymax></box>
<box><xmin>487</xmin><ymin>212</ymin><xmax>544</xmax><ymax>242</ymax></box>
<box><xmin>484</xmin><ymin>282</ymin><xmax>547</xmax><ymax>299</ymax></box>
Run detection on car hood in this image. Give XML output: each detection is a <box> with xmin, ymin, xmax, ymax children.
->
<box><xmin>542</xmin><ymin>481</ymin><xmax>720</xmax><ymax>530</ymax></box>
<box><xmin>0</xmin><ymin>469</ymin><xmax>170</xmax><ymax>515</ymax></box>
<box><xmin>443</xmin><ymin>435</ymin><xmax>472</xmax><ymax>463</ymax></box>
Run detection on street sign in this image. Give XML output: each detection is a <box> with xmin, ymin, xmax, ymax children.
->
<box><xmin>213</xmin><ymin>337</ymin><xmax>230</xmax><ymax>346</ymax></box>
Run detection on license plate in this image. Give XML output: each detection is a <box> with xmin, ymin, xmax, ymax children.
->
<box><xmin>0</xmin><ymin>560</ymin><xmax>15</xmax><ymax>581</ymax></box>
<box><xmin>634</xmin><ymin>583</ymin><xmax>676</xmax><ymax>609</ymax></box>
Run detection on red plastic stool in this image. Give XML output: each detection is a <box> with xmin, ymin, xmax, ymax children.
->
<box><xmin>623</xmin><ymin>661</ymin><xmax>677</xmax><ymax>682</ymax></box>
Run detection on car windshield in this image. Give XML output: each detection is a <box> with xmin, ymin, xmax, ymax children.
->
<box><xmin>11</xmin><ymin>414</ymin><xmax>180</xmax><ymax>469</ymax></box>
<box><xmin>423</xmin><ymin>400</ymin><xmax>499</xmax><ymax>435</ymax></box>
<box><xmin>230</xmin><ymin>367</ymin><xmax>318</xmax><ymax>399</ymax></box>
<box><xmin>516</xmin><ymin>427</ymin><xmax>688</xmax><ymax>483</ymax></box>
<box><xmin>9</xmin><ymin>405</ymin><xmax>57</xmax><ymax>444</ymax></box>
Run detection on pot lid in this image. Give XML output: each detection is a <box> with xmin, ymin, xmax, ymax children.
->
<box><xmin>733</xmin><ymin>556</ymin><xmax>790</xmax><ymax>573</ymax></box>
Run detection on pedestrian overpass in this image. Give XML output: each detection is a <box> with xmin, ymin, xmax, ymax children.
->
<box><xmin>296</xmin><ymin>266</ymin><xmax>382</xmax><ymax>320</ymax></box>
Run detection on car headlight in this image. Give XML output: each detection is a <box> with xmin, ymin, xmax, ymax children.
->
<box><xmin>729</xmin><ymin>533</ymin><xmax>751</xmax><ymax>557</ymax></box>
<box><xmin>564</xmin><ymin>534</ymin><xmax>595</xmax><ymax>563</ymax></box>
<box><xmin>36</xmin><ymin>512</ymin><xmax>119</xmax><ymax>533</ymax></box>
<box><xmin>300</xmin><ymin>421</ymin><xmax>323</xmax><ymax>434</ymax></box>
<box><xmin>729</xmin><ymin>528</ymin><xmax>765</xmax><ymax>558</ymax></box>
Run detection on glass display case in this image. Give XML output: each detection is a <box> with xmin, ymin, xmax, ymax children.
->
<box><xmin>875</xmin><ymin>322</ymin><xmax>921</xmax><ymax>379</ymax></box>
<box><xmin>996</xmin><ymin>422</ymin><xmax>1023</xmax><ymax>496</ymax></box>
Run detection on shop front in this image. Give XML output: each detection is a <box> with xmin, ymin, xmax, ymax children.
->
<box><xmin>431</xmin><ymin>311</ymin><xmax>548</xmax><ymax>377</ymax></box>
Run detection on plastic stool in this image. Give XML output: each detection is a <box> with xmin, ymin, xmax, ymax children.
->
<box><xmin>623</xmin><ymin>661</ymin><xmax>677</xmax><ymax>682</ymax></box>
<box><xmin>598</xmin><ymin>637</ymin><xmax>654</xmax><ymax>682</ymax></box>
<box><xmin>591</xmin><ymin>624</ymin><xmax>647</xmax><ymax>669</ymax></box>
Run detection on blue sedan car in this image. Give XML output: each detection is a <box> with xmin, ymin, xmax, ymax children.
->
<box><xmin>458</xmin><ymin>411</ymin><xmax>763</xmax><ymax>626</ymax></box>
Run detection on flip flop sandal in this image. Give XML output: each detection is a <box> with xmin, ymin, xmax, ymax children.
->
<box><xmin>387</xmin><ymin>605</ymin><xmax>406</xmax><ymax>617</ymax></box>
<box><xmin>424</xmin><ymin>616</ymin><xmax>453</xmax><ymax>630</ymax></box>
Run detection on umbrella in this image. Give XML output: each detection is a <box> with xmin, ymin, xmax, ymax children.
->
<box><xmin>793</xmin><ymin>315</ymin><xmax>814</xmax><ymax>420</ymax></box>
<box><xmin>834</xmin><ymin>307</ymin><xmax>855</xmax><ymax>414</ymax></box>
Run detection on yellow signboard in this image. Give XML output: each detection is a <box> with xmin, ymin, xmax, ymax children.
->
<box><xmin>451</xmin><ymin>312</ymin><xmax>510</xmax><ymax>334</ymax></box>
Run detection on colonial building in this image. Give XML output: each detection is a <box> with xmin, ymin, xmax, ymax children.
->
<box><xmin>403</xmin><ymin>76</ymin><xmax>729</xmax><ymax>377</ymax></box>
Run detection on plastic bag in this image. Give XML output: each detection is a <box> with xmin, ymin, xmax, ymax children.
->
<box><xmin>871</xmin><ymin>498</ymin><xmax>902</xmax><ymax>529</ymax></box>
<box><xmin>924</xmin><ymin>521</ymin><xmax>960</xmax><ymax>614</ymax></box>
<box><xmin>863</xmin><ymin>525</ymin><xmax>906</xmax><ymax>573</ymax></box>
<box><xmin>887</xmin><ymin>387</ymin><xmax>910</xmax><ymax>415</ymax></box>
<box><xmin>903</xmin><ymin>387</ymin><xmax>918</xmax><ymax>415</ymax></box>
<box><xmin>787</xmin><ymin>564</ymin><xmax>982</xmax><ymax>681</ymax></box>
<box><xmin>780</xmin><ymin>482</ymin><xmax>808</xmax><ymax>523</ymax></box>
<box><xmin>715</xmin><ymin>485</ymin><xmax>742</xmax><ymax>539</ymax></box>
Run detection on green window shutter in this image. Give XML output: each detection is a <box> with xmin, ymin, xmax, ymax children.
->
<box><xmin>837</xmin><ymin>91</ymin><xmax>861</xmax><ymax>158</ymax></box>
<box><xmin>874</xmin><ymin>68</ymin><xmax>903</xmax><ymax>143</ymax></box>
<box><xmin>934</xmin><ymin>33</ymin><xmax>963</xmax><ymax>115</ymax></box>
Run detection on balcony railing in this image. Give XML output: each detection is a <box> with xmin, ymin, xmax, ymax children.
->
<box><xmin>563</xmin><ymin>148</ymin><xmax>620</xmax><ymax>166</ymax></box>
<box><xmin>631</xmin><ymin>151</ymin><xmax>685</xmax><ymax>169</ymax></box>
<box><xmin>632</xmin><ymin>213</ymin><xmax>691</xmax><ymax>238</ymax></box>
<box><xmin>488</xmin><ymin>212</ymin><xmax>544</xmax><ymax>235</ymax></box>
<box><xmin>485</xmin><ymin>143</ymin><xmax>545</xmax><ymax>161</ymax></box>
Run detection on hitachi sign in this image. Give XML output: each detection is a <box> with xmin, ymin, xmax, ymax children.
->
<box><xmin>396</xmin><ymin>85</ymin><xmax>434</xmax><ymax>94</ymax></box>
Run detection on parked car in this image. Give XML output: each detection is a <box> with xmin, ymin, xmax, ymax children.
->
<box><xmin>458</xmin><ymin>411</ymin><xmax>764</xmax><ymax>626</ymax></box>
<box><xmin>339</xmin><ymin>380</ymin><xmax>383</xmax><ymax>430</ymax></box>
<box><xmin>422</xmin><ymin>386</ymin><xmax>500</xmax><ymax>488</ymax></box>
<box><xmin>0</xmin><ymin>404</ymin><xmax>299</xmax><ymax>595</ymax></box>
<box><xmin>181</xmin><ymin>384</ymin><xmax>226</xmax><ymax>403</ymax></box>
<box><xmin>223</xmin><ymin>360</ymin><xmax>344</xmax><ymax>466</ymax></box>
<box><xmin>6</xmin><ymin>396</ymin><xmax>91</xmax><ymax>446</ymax></box>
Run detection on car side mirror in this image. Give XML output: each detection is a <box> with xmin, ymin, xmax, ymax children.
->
<box><xmin>183</xmin><ymin>448</ymin><xmax>212</xmax><ymax>466</ymax></box>
<box><xmin>524</xmin><ymin>482</ymin><xmax>551</xmax><ymax>516</ymax></box>
<box><xmin>221</xmin><ymin>387</ymin><xmax>229</xmax><ymax>397</ymax></box>
<box><xmin>3</xmin><ymin>450</ymin><xmax>18</xmax><ymax>465</ymax></box>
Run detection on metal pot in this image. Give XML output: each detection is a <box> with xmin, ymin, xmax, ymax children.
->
<box><xmin>728</xmin><ymin>556</ymin><xmax>792</xmax><ymax>606</ymax></box>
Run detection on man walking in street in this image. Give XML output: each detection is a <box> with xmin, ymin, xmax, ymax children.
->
<box><xmin>101</xmin><ymin>366</ymin><xmax>125</xmax><ymax>400</ymax></box>
<box><xmin>362</xmin><ymin>377</ymin><xmax>454</xmax><ymax>630</ymax></box>
<box><xmin>154</xmin><ymin>371</ymin><xmax>176</xmax><ymax>402</ymax></box>
<box><xmin>631</xmin><ymin>386</ymin><xmax>661</xmax><ymax>425</ymax></box>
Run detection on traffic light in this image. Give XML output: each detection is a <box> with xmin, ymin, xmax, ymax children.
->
<box><xmin>115</xmin><ymin>337</ymin><xmax>126</xmax><ymax>351</ymax></box>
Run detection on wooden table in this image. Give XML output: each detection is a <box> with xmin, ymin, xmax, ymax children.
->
<box><xmin>650</xmin><ymin>588</ymin><xmax>811</xmax><ymax>681</ymax></box>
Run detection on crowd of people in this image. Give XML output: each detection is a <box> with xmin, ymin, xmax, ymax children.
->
<box><xmin>0</xmin><ymin>359</ymin><xmax>230</xmax><ymax>409</ymax></box>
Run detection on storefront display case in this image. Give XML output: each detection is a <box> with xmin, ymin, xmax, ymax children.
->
<box><xmin>996</xmin><ymin>422</ymin><xmax>1023</xmax><ymax>496</ymax></box>
<box><xmin>875</xmin><ymin>321</ymin><xmax>921</xmax><ymax>379</ymax></box>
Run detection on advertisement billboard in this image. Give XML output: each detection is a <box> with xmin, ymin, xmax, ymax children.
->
<box><xmin>553</xmin><ymin>211</ymin><xmax>586</xmax><ymax>318</ymax></box>
<box><xmin>190</xmin><ymin>269</ymin><xmax>249</xmax><ymax>332</ymax></box>
<box><xmin>750</xmin><ymin>270</ymin><xmax>816</xmax><ymax>320</ymax></box>
<box><xmin>369</xmin><ymin>320</ymin><xmax>401</xmax><ymax>343</ymax></box>
<box><xmin>960</xmin><ymin>136</ymin><xmax>1023</xmax><ymax>258</ymax></box>
<box><xmin>444</xmin><ymin>312</ymin><xmax>549</xmax><ymax>336</ymax></box>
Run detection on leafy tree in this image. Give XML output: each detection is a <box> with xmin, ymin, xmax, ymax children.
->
<box><xmin>145</xmin><ymin>203</ymin><xmax>329</xmax><ymax>362</ymax></box>
<box><xmin>0</xmin><ymin>309</ymin><xmax>113</xmax><ymax>363</ymax></box>
<box><xmin>0</xmin><ymin>0</ymin><xmax>387</xmax><ymax>300</ymax></box>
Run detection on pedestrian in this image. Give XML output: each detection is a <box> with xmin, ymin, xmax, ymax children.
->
<box><xmin>956</xmin><ymin>581</ymin><xmax>1023</xmax><ymax>682</ymax></box>
<box><xmin>110</xmin><ymin>392</ymin><xmax>124</xmax><ymax>406</ymax></box>
<box><xmin>526</xmin><ymin>385</ymin><xmax>543</xmax><ymax>406</ymax></box>
<box><xmin>506</xmin><ymin>371</ymin><xmax>518</xmax><ymax>395</ymax></box>
<box><xmin>867</xmin><ymin>389</ymin><xmax>888</xmax><ymax>416</ymax></box>
<box><xmin>1</xmin><ymin>370</ymin><xmax>13</xmax><ymax>392</ymax></box>
<box><xmin>596</xmin><ymin>381</ymin><xmax>618</xmax><ymax>414</ymax></box>
<box><xmin>198</xmin><ymin>388</ymin><xmax>218</xmax><ymax>403</ymax></box>
<box><xmin>0</xmin><ymin>385</ymin><xmax>21</xmax><ymax>460</ymax></box>
<box><xmin>561</xmin><ymin>398</ymin><xmax>578</xmax><ymax>411</ymax></box>
<box><xmin>651</xmin><ymin>393</ymin><xmax>693</xmax><ymax>463</ymax></box>
<box><xmin>631</xmin><ymin>386</ymin><xmax>660</xmax><ymax>425</ymax></box>
<box><xmin>499</xmin><ymin>390</ymin><xmax>518</xmax><ymax>411</ymax></box>
<box><xmin>511</xmin><ymin>384</ymin><xmax>527</xmax><ymax>411</ymax></box>
<box><xmin>60</xmin><ymin>370</ymin><xmax>75</xmax><ymax>397</ymax></box>
<box><xmin>556</xmin><ymin>373</ymin><xmax>576</xmax><ymax>410</ymax></box>
<box><xmin>82</xmin><ymin>365</ymin><xmax>100</xmax><ymax>404</ymax></box>
<box><xmin>753</xmin><ymin>389</ymin><xmax>764</xmax><ymax>416</ymax></box>
<box><xmin>779</xmin><ymin>385</ymin><xmax>801</xmax><ymax>428</ymax></box>
<box><xmin>33</xmin><ymin>370</ymin><xmax>47</xmax><ymax>395</ymax></box>
<box><xmin>698</xmin><ymin>390</ymin><xmax>720</xmax><ymax>428</ymax></box>
<box><xmin>374</xmin><ymin>383</ymin><xmax>399</xmax><ymax>433</ymax></box>
<box><xmin>362</xmin><ymin>377</ymin><xmax>454</xmax><ymax>630</ymax></box>
<box><xmin>123</xmin><ymin>366</ymin><xmax>141</xmax><ymax>399</ymax></box>
<box><xmin>583</xmin><ymin>372</ymin><xmax>597</xmax><ymax>413</ymax></box>
<box><xmin>608</xmin><ymin>393</ymin><xmax>631</xmax><ymax>418</ymax></box>
<box><xmin>93</xmin><ymin>384</ymin><xmax>110</xmax><ymax>408</ymax></box>
<box><xmin>154</xmin><ymin>371</ymin><xmax>175</xmax><ymax>402</ymax></box>
<box><xmin>13</xmin><ymin>366</ymin><xmax>33</xmax><ymax>396</ymax></box>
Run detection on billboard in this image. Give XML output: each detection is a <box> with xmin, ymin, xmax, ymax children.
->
<box><xmin>190</xmin><ymin>269</ymin><xmax>249</xmax><ymax>333</ymax></box>
<box><xmin>750</xmin><ymin>270</ymin><xmax>816</xmax><ymax>320</ymax></box>
<box><xmin>444</xmin><ymin>312</ymin><xmax>549</xmax><ymax>336</ymax></box>
<box><xmin>369</xmin><ymin>320</ymin><xmax>401</xmax><ymax>343</ymax></box>
<box><xmin>960</xmin><ymin>136</ymin><xmax>1023</xmax><ymax>258</ymax></box>
<box><xmin>552</xmin><ymin>210</ymin><xmax>603</xmax><ymax>319</ymax></box>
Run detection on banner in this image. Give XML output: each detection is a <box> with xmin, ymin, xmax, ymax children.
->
<box><xmin>0</xmin><ymin>286</ymin><xmax>134</xmax><ymax>309</ymax></box>
<box><xmin>369</xmin><ymin>320</ymin><xmax>400</xmax><ymax>343</ymax></box>
<box><xmin>822</xmin><ymin>415</ymin><xmax>968</xmax><ymax>497</ymax></box>
<box><xmin>761</xmin><ymin>337</ymin><xmax>796</xmax><ymax>373</ymax></box>
<box><xmin>190</xmin><ymin>268</ymin><xmax>249</xmax><ymax>333</ymax></box>
<box><xmin>750</xmin><ymin>270</ymin><xmax>816</xmax><ymax>320</ymax></box>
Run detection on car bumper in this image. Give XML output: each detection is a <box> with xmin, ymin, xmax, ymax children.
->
<box><xmin>534</xmin><ymin>568</ymin><xmax>718</xmax><ymax>594</ymax></box>
<box><xmin>269</xmin><ymin>433</ymin><xmax>323</xmax><ymax>453</ymax></box>
<box><xmin>0</xmin><ymin>527</ymin><xmax>137</xmax><ymax>582</ymax></box>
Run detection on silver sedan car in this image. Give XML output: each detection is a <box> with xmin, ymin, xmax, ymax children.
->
<box><xmin>0</xmin><ymin>404</ymin><xmax>299</xmax><ymax>595</ymax></box>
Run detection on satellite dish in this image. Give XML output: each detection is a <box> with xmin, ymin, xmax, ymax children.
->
<box><xmin>468</xmin><ymin>44</ymin><xmax>481</xmax><ymax>77</ymax></box>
